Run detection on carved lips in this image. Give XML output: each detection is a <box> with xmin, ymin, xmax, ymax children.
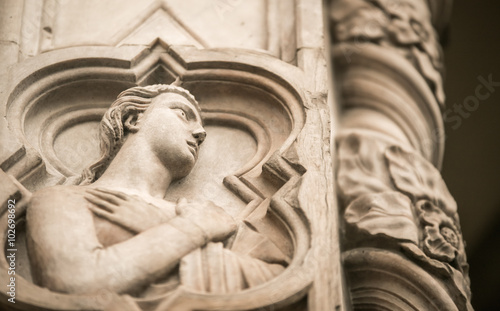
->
<box><xmin>186</xmin><ymin>140</ymin><xmax>198</xmax><ymax>158</ymax></box>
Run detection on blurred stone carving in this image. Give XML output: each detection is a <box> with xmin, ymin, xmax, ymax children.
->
<box><xmin>337</xmin><ymin>132</ymin><xmax>472</xmax><ymax>310</ymax></box>
<box><xmin>330</xmin><ymin>0</ymin><xmax>445</xmax><ymax>105</ymax></box>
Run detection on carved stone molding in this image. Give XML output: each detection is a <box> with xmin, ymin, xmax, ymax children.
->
<box><xmin>344</xmin><ymin>248</ymin><xmax>460</xmax><ymax>311</ymax></box>
<box><xmin>332</xmin><ymin>43</ymin><xmax>444</xmax><ymax>167</ymax></box>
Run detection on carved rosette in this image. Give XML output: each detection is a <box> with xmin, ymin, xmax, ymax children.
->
<box><xmin>329</xmin><ymin>0</ymin><xmax>473</xmax><ymax>310</ymax></box>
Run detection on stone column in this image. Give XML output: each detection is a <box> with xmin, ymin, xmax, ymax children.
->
<box><xmin>328</xmin><ymin>0</ymin><xmax>472</xmax><ymax>310</ymax></box>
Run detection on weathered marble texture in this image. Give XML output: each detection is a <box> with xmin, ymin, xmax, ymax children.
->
<box><xmin>0</xmin><ymin>0</ymin><xmax>472</xmax><ymax>310</ymax></box>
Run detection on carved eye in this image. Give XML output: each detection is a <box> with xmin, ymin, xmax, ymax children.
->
<box><xmin>174</xmin><ymin>109</ymin><xmax>188</xmax><ymax>120</ymax></box>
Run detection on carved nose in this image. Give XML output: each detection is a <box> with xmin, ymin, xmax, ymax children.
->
<box><xmin>192</xmin><ymin>127</ymin><xmax>206</xmax><ymax>145</ymax></box>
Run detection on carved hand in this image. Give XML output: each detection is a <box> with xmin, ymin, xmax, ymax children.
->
<box><xmin>175</xmin><ymin>198</ymin><xmax>237</xmax><ymax>242</ymax></box>
<box><xmin>84</xmin><ymin>188</ymin><xmax>172</xmax><ymax>234</ymax></box>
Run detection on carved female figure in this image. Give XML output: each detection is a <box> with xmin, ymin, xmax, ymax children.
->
<box><xmin>26</xmin><ymin>85</ymin><xmax>287</xmax><ymax>299</ymax></box>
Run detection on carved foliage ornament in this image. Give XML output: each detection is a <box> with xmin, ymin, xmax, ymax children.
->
<box><xmin>330</xmin><ymin>0</ymin><xmax>445</xmax><ymax>105</ymax></box>
<box><xmin>337</xmin><ymin>133</ymin><xmax>470</xmax><ymax>296</ymax></box>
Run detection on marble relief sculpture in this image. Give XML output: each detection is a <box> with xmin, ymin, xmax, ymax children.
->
<box><xmin>26</xmin><ymin>84</ymin><xmax>287</xmax><ymax>300</ymax></box>
<box><xmin>0</xmin><ymin>41</ymin><xmax>319</xmax><ymax>310</ymax></box>
<box><xmin>0</xmin><ymin>0</ymin><xmax>474</xmax><ymax>309</ymax></box>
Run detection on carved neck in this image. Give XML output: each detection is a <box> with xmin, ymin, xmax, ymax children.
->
<box><xmin>92</xmin><ymin>136</ymin><xmax>173</xmax><ymax>199</ymax></box>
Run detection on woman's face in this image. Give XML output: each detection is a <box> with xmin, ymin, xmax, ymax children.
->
<box><xmin>138</xmin><ymin>92</ymin><xmax>206</xmax><ymax>180</ymax></box>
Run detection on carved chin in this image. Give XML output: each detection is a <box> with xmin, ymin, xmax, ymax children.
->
<box><xmin>170</xmin><ymin>157</ymin><xmax>196</xmax><ymax>180</ymax></box>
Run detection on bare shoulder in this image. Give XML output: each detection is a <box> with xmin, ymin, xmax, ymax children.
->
<box><xmin>26</xmin><ymin>185</ymin><xmax>103</xmax><ymax>267</ymax></box>
<box><xmin>27</xmin><ymin>185</ymin><xmax>97</xmax><ymax>238</ymax></box>
<box><xmin>29</xmin><ymin>185</ymin><xmax>89</xmax><ymax>213</ymax></box>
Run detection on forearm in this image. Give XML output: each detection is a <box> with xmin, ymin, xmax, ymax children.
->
<box><xmin>27</xmin><ymin>187</ymin><xmax>236</xmax><ymax>295</ymax></box>
<box><xmin>36</xmin><ymin>216</ymin><xmax>207</xmax><ymax>294</ymax></box>
<box><xmin>94</xmin><ymin>216</ymin><xmax>207</xmax><ymax>293</ymax></box>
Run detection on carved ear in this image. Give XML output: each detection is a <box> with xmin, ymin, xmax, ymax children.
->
<box><xmin>124</xmin><ymin>113</ymin><xmax>142</xmax><ymax>133</ymax></box>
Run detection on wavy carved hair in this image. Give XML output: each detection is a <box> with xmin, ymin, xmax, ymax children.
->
<box><xmin>77</xmin><ymin>84</ymin><xmax>200</xmax><ymax>185</ymax></box>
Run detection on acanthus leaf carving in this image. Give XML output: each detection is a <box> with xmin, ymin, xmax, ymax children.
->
<box><xmin>336</xmin><ymin>133</ymin><xmax>393</xmax><ymax>205</ymax></box>
<box><xmin>385</xmin><ymin>145</ymin><xmax>457</xmax><ymax>216</ymax></box>
<box><xmin>332</xmin><ymin>1</ymin><xmax>388</xmax><ymax>42</ymax></box>
<box><xmin>331</xmin><ymin>0</ymin><xmax>445</xmax><ymax>106</ymax></box>
<box><xmin>345</xmin><ymin>191</ymin><xmax>418</xmax><ymax>244</ymax></box>
<box><xmin>338</xmin><ymin>133</ymin><xmax>468</xmax><ymax>290</ymax></box>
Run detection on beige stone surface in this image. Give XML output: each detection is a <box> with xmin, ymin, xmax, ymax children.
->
<box><xmin>0</xmin><ymin>18</ymin><xmax>337</xmax><ymax>308</ymax></box>
<box><xmin>0</xmin><ymin>0</ymin><xmax>472</xmax><ymax>310</ymax></box>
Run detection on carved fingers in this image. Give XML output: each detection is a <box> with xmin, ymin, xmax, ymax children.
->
<box><xmin>85</xmin><ymin>188</ymin><xmax>124</xmax><ymax>212</ymax></box>
<box><xmin>84</xmin><ymin>188</ymin><xmax>168</xmax><ymax>234</ymax></box>
<box><xmin>90</xmin><ymin>187</ymin><xmax>129</xmax><ymax>201</ymax></box>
